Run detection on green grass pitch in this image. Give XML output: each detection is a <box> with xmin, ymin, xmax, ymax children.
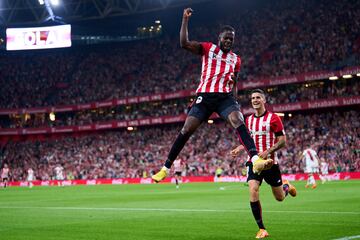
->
<box><xmin>0</xmin><ymin>180</ymin><xmax>359</xmax><ymax>240</ymax></box>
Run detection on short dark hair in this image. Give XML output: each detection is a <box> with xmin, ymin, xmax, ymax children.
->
<box><xmin>220</xmin><ymin>25</ymin><xmax>235</xmax><ymax>33</ymax></box>
<box><xmin>250</xmin><ymin>89</ymin><xmax>266</xmax><ymax>100</ymax></box>
<box><xmin>251</xmin><ymin>89</ymin><xmax>265</xmax><ymax>95</ymax></box>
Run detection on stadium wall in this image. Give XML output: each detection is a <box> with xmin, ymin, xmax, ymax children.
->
<box><xmin>0</xmin><ymin>65</ymin><xmax>359</xmax><ymax>116</ymax></box>
<box><xmin>3</xmin><ymin>172</ymin><xmax>360</xmax><ymax>187</ymax></box>
<box><xmin>0</xmin><ymin>96</ymin><xmax>359</xmax><ymax>137</ymax></box>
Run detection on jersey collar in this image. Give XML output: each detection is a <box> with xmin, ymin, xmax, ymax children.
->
<box><xmin>254</xmin><ymin>110</ymin><xmax>268</xmax><ymax>118</ymax></box>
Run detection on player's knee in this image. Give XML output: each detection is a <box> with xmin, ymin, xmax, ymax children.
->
<box><xmin>275</xmin><ymin>195</ymin><xmax>285</xmax><ymax>202</ymax></box>
<box><xmin>181</xmin><ymin>117</ymin><xmax>200</xmax><ymax>135</ymax></box>
<box><xmin>249</xmin><ymin>185</ymin><xmax>259</xmax><ymax>195</ymax></box>
<box><xmin>180</xmin><ymin>124</ymin><xmax>198</xmax><ymax>137</ymax></box>
<box><xmin>180</xmin><ymin>126</ymin><xmax>192</xmax><ymax>136</ymax></box>
<box><xmin>228</xmin><ymin>111</ymin><xmax>244</xmax><ymax>128</ymax></box>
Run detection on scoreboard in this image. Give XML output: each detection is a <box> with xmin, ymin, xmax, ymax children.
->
<box><xmin>6</xmin><ymin>25</ymin><xmax>71</xmax><ymax>51</ymax></box>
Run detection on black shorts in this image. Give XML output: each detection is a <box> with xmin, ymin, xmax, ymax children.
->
<box><xmin>188</xmin><ymin>93</ymin><xmax>240</xmax><ymax>122</ymax></box>
<box><xmin>246</xmin><ymin>162</ymin><xmax>283</xmax><ymax>187</ymax></box>
<box><xmin>175</xmin><ymin>172</ymin><xmax>182</xmax><ymax>177</ymax></box>
<box><xmin>2</xmin><ymin>178</ymin><xmax>8</xmax><ymax>182</ymax></box>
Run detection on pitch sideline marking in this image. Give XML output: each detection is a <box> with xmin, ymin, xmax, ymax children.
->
<box><xmin>332</xmin><ymin>235</ymin><xmax>360</xmax><ymax>240</ymax></box>
<box><xmin>0</xmin><ymin>206</ymin><xmax>359</xmax><ymax>215</ymax></box>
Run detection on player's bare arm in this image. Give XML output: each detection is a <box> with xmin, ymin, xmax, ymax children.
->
<box><xmin>230</xmin><ymin>144</ymin><xmax>245</xmax><ymax>158</ymax></box>
<box><xmin>259</xmin><ymin>135</ymin><xmax>286</xmax><ymax>159</ymax></box>
<box><xmin>180</xmin><ymin>8</ymin><xmax>202</xmax><ymax>55</ymax></box>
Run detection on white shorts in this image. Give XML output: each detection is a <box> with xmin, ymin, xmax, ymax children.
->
<box><xmin>305</xmin><ymin>166</ymin><xmax>319</xmax><ymax>174</ymax></box>
<box><xmin>27</xmin><ymin>176</ymin><xmax>34</xmax><ymax>181</ymax></box>
<box><xmin>56</xmin><ymin>176</ymin><xmax>64</xmax><ymax>181</ymax></box>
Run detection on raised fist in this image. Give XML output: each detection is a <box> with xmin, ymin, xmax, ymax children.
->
<box><xmin>183</xmin><ymin>8</ymin><xmax>193</xmax><ymax>18</ymax></box>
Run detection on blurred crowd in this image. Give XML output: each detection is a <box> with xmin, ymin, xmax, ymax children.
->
<box><xmin>1</xmin><ymin>78</ymin><xmax>358</xmax><ymax>129</ymax></box>
<box><xmin>239</xmin><ymin>77</ymin><xmax>360</xmax><ymax>105</ymax></box>
<box><xmin>0</xmin><ymin>0</ymin><xmax>359</xmax><ymax>109</ymax></box>
<box><xmin>0</xmin><ymin>110</ymin><xmax>358</xmax><ymax>181</ymax></box>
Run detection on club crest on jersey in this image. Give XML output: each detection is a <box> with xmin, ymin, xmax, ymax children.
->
<box><xmin>212</xmin><ymin>52</ymin><xmax>236</xmax><ymax>64</ymax></box>
<box><xmin>196</xmin><ymin>96</ymin><xmax>203</xmax><ymax>104</ymax></box>
<box><xmin>212</xmin><ymin>53</ymin><xmax>218</xmax><ymax>59</ymax></box>
<box><xmin>252</xmin><ymin>130</ymin><xmax>267</xmax><ymax>136</ymax></box>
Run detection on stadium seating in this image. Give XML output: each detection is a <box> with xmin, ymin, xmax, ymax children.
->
<box><xmin>1</xmin><ymin>110</ymin><xmax>358</xmax><ymax>181</ymax></box>
<box><xmin>0</xmin><ymin>0</ymin><xmax>359</xmax><ymax>108</ymax></box>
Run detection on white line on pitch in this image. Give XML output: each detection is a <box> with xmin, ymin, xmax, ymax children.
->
<box><xmin>0</xmin><ymin>206</ymin><xmax>359</xmax><ymax>215</ymax></box>
<box><xmin>332</xmin><ymin>235</ymin><xmax>360</xmax><ymax>240</ymax></box>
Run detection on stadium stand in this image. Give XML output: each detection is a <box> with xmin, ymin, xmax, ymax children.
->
<box><xmin>1</xmin><ymin>110</ymin><xmax>359</xmax><ymax>181</ymax></box>
<box><xmin>0</xmin><ymin>0</ymin><xmax>359</xmax><ymax>181</ymax></box>
<box><xmin>0</xmin><ymin>0</ymin><xmax>359</xmax><ymax>108</ymax></box>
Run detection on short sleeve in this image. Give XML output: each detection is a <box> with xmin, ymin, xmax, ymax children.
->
<box><xmin>200</xmin><ymin>42</ymin><xmax>213</xmax><ymax>56</ymax></box>
<box><xmin>270</xmin><ymin>113</ymin><xmax>284</xmax><ymax>136</ymax></box>
<box><xmin>234</xmin><ymin>56</ymin><xmax>241</xmax><ymax>73</ymax></box>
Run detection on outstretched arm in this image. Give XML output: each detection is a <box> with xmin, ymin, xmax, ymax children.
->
<box><xmin>180</xmin><ymin>8</ymin><xmax>202</xmax><ymax>55</ymax></box>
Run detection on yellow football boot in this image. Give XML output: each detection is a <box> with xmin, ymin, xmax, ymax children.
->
<box><xmin>253</xmin><ymin>158</ymin><xmax>274</xmax><ymax>174</ymax></box>
<box><xmin>255</xmin><ymin>229</ymin><xmax>269</xmax><ymax>239</ymax></box>
<box><xmin>152</xmin><ymin>167</ymin><xmax>168</xmax><ymax>183</ymax></box>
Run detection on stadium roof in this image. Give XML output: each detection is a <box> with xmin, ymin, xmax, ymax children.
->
<box><xmin>0</xmin><ymin>0</ymin><xmax>213</xmax><ymax>26</ymax></box>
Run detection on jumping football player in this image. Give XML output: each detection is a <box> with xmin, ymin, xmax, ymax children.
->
<box><xmin>152</xmin><ymin>8</ymin><xmax>273</xmax><ymax>183</ymax></box>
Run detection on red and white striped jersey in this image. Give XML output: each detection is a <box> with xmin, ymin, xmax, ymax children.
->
<box><xmin>246</xmin><ymin>111</ymin><xmax>285</xmax><ymax>161</ymax></box>
<box><xmin>196</xmin><ymin>42</ymin><xmax>241</xmax><ymax>93</ymax></box>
